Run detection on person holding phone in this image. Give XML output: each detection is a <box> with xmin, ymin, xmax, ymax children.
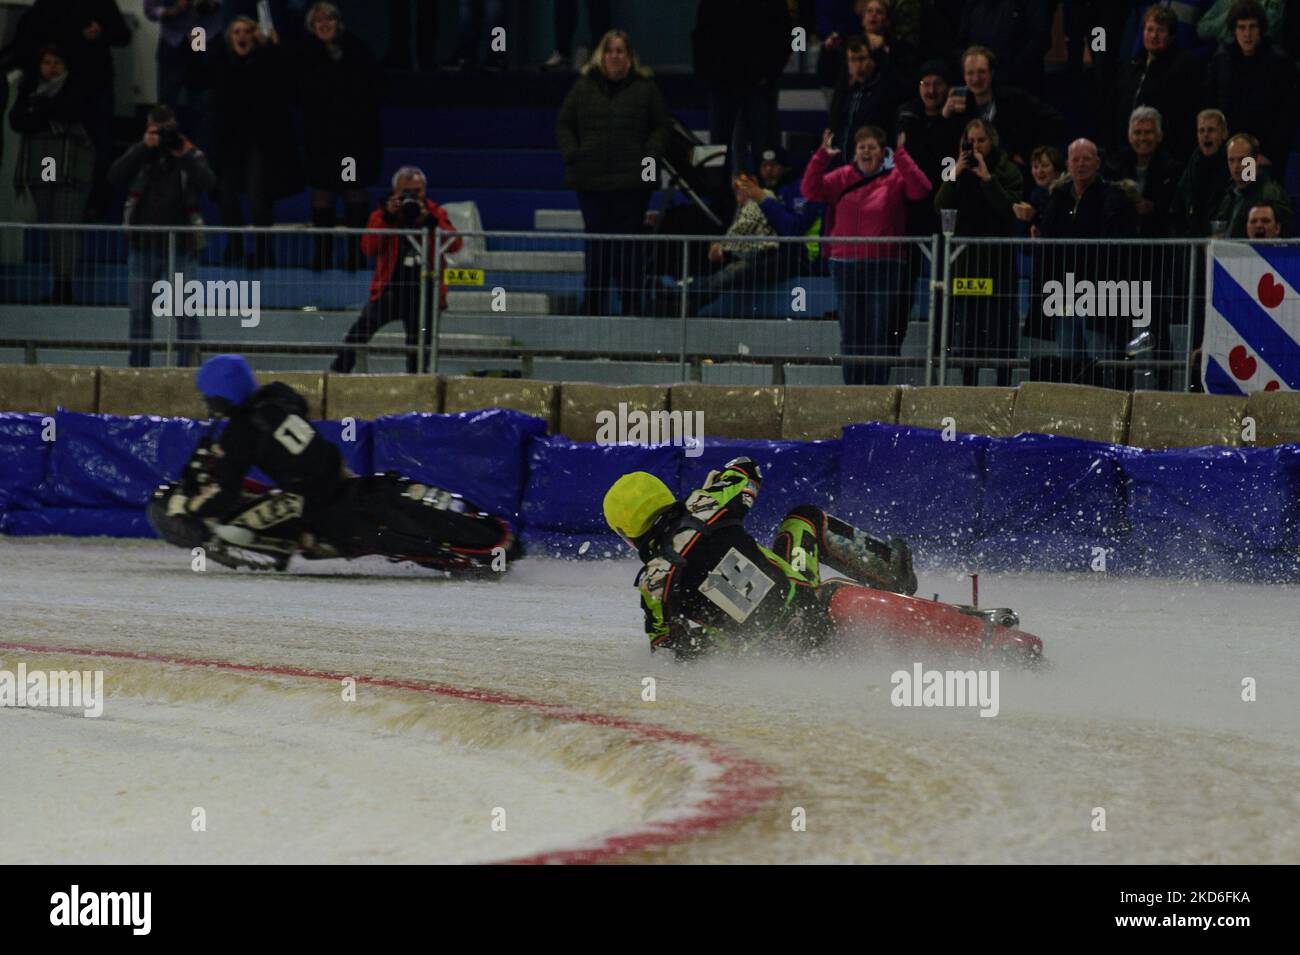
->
<box><xmin>933</xmin><ymin>117</ymin><xmax>1023</xmax><ymax>386</ymax></box>
<box><xmin>942</xmin><ymin>45</ymin><xmax>1064</xmax><ymax>170</ymax></box>
<box><xmin>107</xmin><ymin>105</ymin><xmax>216</xmax><ymax>367</ymax></box>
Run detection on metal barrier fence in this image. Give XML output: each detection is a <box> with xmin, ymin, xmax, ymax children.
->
<box><xmin>0</xmin><ymin>221</ymin><xmax>1282</xmax><ymax>391</ymax></box>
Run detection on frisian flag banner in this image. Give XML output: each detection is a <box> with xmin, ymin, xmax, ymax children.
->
<box><xmin>1203</xmin><ymin>242</ymin><xmax>1300</xmax><ymax>394</ymax></box>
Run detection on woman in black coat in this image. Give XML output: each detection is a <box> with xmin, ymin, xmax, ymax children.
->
<box><xmin>210</xmin><ymin>17</ymin><xmax>303</xmax><ymax>269</ymax></box>
<box><xmin>293</xmin><ymin>2</ymin><xmax>383</xmax><ymax>270</ymax></box>
<box><xmin>556</xmin><ymin>30</ymin><xmax>671</xmax><ymax>316</ymax></box>
<box><xmin>9</xmin><ymin>45</ymin><xmax>94</xmax><ymax>304</ymax></box>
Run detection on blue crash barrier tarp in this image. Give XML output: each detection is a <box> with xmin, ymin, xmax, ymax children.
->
<box><xmin>372</xmin><ymin>409</ymin><xmax>547</xmax><ymax>529</ymax></box>
<box><xmin>521</xmin><ymin>438</ymin><xmax>680</xmax><ymax>558</ymax></box>
<box><xmin>39</xmin><ymin>410</ymin><xmax>211</xmax><ymax>509</ymax></box>
<box><xmin>4</xmin><ymin>408</ymin><xmax>1300</xmax><ymax>580</ymax></box>
<box><xmin>0</xmin><ymin>412</ymin><xmax>50</xmax><ymax>510</ymax></box>
<box><xmin>839</xmin><ymin>423</ymin><xmax>990</xmax><ymax>564</ymax></box>
<box><xmin>978</xmin><ymin>431</ymin><xmax>1128</xmax><ymax>572</ymax></box>
<box><xmin>1119</xmin><ymin>443</ymin><xmax>1300</xmax><ymax>578</ymax></box>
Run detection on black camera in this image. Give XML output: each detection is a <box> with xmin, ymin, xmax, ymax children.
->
<box><xmin>398</xmin><ymin>188</ymin><xmax>424</xmax><ymax>224</ymax></box>
<box><xmin>961</xmin><ymin>139</ymin><xmax>974</xmax><ymax>156</ymax></box>
<box><xmin>158</xmin><ymin>126</ymin><xmax>183</xmax><ymax>152</ymax></box>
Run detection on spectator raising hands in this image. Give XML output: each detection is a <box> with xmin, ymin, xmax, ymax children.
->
<box><xmin>802</xmin><ymin>125</ymin><xmax>932</xmax><ymax>385</ymax></box>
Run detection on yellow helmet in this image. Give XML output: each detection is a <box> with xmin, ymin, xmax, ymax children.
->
<box><xmin>603</xmin><ymin>472</ymin><xmax>675</xmax><ymax>541</ymax></box>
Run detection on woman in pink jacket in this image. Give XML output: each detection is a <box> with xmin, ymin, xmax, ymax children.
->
<box><xmin>802</xmin><ymin>126</ymin><xmax>932</xmax><ymax>384</ymax></box>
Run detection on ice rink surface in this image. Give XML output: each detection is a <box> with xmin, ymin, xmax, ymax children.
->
<box><xmin>2</xmin><ymin>536</ymin><xmax>1298</xmax><ymax>864</ymax></box>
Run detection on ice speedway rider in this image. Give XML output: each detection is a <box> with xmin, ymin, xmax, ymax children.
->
<box><xmin>147</xmin><ymin>354</ymin><xmax>516</xmax><ymax>571</ymax></box>
<box><xmin>602</xmin><ymin>458</ymin><xmax>918</xmax><ymax>659</ymax></box>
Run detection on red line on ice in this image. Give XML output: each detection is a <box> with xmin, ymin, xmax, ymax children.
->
<box><xmin>0</xmin><ymin>640</ymin><xmax>780</xmax><ymax>864</ymax></box>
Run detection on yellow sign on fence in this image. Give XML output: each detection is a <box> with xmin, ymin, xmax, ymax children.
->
<box><xmin>443</xmin><ymin>268</ymin><xmax>485</xmax><ymax>286</ymax></box>
<box><xmin>952</xmin><ymin>277</ymin><xmax>993</xmax><ymax>295</ymax></box>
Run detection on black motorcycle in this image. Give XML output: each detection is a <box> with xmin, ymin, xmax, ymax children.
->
<box><xmin>147</xmin><ymin>446</ymin><xmax>518</xmax><ymax>576</ymax></box>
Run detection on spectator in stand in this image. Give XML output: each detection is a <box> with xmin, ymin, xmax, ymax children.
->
<box><xmin>1106</xmin><ymin>105</ymin><xmax>1185</xmax><ymax>387</ymax></box>
<box><xmin>1176</xmin><ymin>109</ymin><xmax>1230</xmax><ymax>391</ymax></box>
<box><xmin>817</xmin><ymin>0</ymin><xmax>864</xmax><ymax>54</ymax></box>
<box><xmin>1204</xmin><ymin>0</ymin><xmax>1299</xmax><ymax>180</ymax></box>
<box><xmin>1210</xmin><ymin>131</ymin><xmax>1294</xmax><ymax>236</ymax></box>
<box><xmin>9</xmin><ymin>45</ymin><xmax>95</xmax><ymax>304</ymax></box>
<box><xmin>107</xmin><ymin>105</ymin><xmax>215</xmax><ymax>368</ymax></box>
<box><xmin>1012</xmin><ymin>144</ymin><xmax>1062</xmax><ymax>235</ymax></box>
<box><xmin>815</xmin><ymin>0</ymin><xmax>868</xmax><ymax>102</ymax></box>
<box><xmin>688</xmin><ymin>174</ymin><xmax>782</xmax><ymax>317</ymax></box>
<box><xmin>144</xmin><ymin>1</ymin><xmax>223</xmax><ymax>106</ymax></box>
<box><xmin>210</xmin><ymin>17</ymin><xmax>302</xmax><ymax>270</ymax></box>
<box><xmin>556</xmin><ymin>30</ymin><xmax>671</xmax><ymax>316</ymax></box>
<box><xmin>8</xmin><ymin>0</ymin><xmax>129</xmax><ymax>221</ymax></box>
<box><xmin>1028</xmin><ymin>138</ymin><xmax>1139</xmax><ymax>387</ymax></box>
<box><xmin>293</xmin><ymin>2</ymin><xmax>384</xmax><ymax>271</ymax></box>
<box><xmin>943</xmin><ymin>46</ymin><xmax>1065</xmax><ymax>171</ymax></box>
<box><xmin>1246</xmin><ymin>201</ymin><xmax>1287</xmax><ymax>236</ymax></box>
<box><xmin>859</xmin><ymin>0</ymin><xmax>918</xmax><ymax>80</ymax></box>
<box><xmin>895</xmin><ymin>59</ymin><xmax>962</xmax><ymax>233</ymax></box>
<box><xmin>933</xmin><ymin>117</ymin><xmax>1023</xmax><ymax>386</ymax></box>
<box><xmin>692</xmin><ymin>0</ymin><xmax>792</xmax><ymax>175</ymax></box>
<box><xmin>754</xmin><ymin>145</ymin><xmax>826</xmax><ymax>273</ymax></box>
<box><xmin>801</xmin><ymin>126</ymin><xmax>932</xmax><ymax>385</ymax></box>
<box><xmin>1171</xmin><ymin>108</ymin><xmax>1231</xmax><ymax>235</ymax></box>
<box><xmin>446</xmin><ymin>0</ymin><xmax>509</xmax><ymax>71</ymax></box>
<box><xmin>1104</xmin><ymin>106</ymin><xmax>1183</xmax><ymax>239</ymax></box>
<box><xmin>1128</xmin><ymin>1</ymin><xmax>1219</xmax><ymax>60</ymax></box>
<box><xmin>894</xmin><ymin>59</ymin><xmax>959</xmax><ymax>351</ymax></box>
<box><xmin>541</xmin><ymin>1</ymin><xmax>611</xmax><ymax>71</ymax></box>
<box><xmin>331</xmin><ymin>167</ymin><xmax>462</xmax><ymax>374</ymax></box>
<box><xmin>957</xmin><ymin>0</ymin><xmax>1054</xmax><ymax>94</ymax></box>
<box><xmin>1110</xmin><ymin>5</ymin><xmax>1204</xmax><ymax>159</ymax></box>
<box><xmin>383</xmin><ymin>0</ymin><xmax>439</xmax><ymax>71</ymax></box>
<box><xmin>1199</xmin><ymin>0</ymin><xmax>1287</xmax><ymax>47</ymax></box>
<box><xmin>817</xmin><ymin>0</ymin><xmax>918</xmax><ymax>91</ymax></box>
<box><xmin>827</xmin><ymin>37</ymin><xmax>908</xmax><ymax>159</ymax></box>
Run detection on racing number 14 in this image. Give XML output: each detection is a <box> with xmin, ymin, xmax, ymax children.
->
<box><xmin>273</xmin><ymin>415</ymin><xmax>315</xmax><ymax>455</ymax></box>
<box><xmin>699</xmin><ymin>548</ymin><xmax>774</xmax><ymax>623</ymax></box>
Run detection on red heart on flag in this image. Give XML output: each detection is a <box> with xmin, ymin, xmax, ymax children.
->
<box><xmin>1258</xmin><ymin>273</ymin><xmax>1285</xmax><ymax>308</ymax></box>
<box><xmin>1229</xmin><ymin>344</ymin><xmax>1257</xmax><ymax>380</ymax></box>
<box><xmin>1265</xmin><ymin>380</ymin><xmax>1281</xmax><ymax>391</ymax></box>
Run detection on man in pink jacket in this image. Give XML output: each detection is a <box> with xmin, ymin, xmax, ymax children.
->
<box><xmin>802</xmin><ymin>127</ymin><xmax>932</xmax><ymax>384</ymax></box>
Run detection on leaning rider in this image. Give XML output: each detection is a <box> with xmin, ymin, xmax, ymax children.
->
<box><xmin>177</xmin><ymin>354</ymin><xmax>348</xmax><ymax>530</ymax></box>
<box><xmin>602</xmin><ymin>458</ymin><xmax>917</xmax><ymax>659</ymax></box>
<box><xmin>152</xmin><ymin>354</ymin><xmax>512</xmax><ymax>565</ymax></box>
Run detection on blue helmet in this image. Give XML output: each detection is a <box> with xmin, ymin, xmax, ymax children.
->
<box><xmin>196</xmin><ymin>355</ymin><xmax>257</xmax><ymax>413</ymax></box>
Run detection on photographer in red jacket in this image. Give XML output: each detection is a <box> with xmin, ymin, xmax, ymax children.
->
<box><xmin>331</xmin><ymin>166</ymin><xmax>462</xmax><ymax>374</ymax></box>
